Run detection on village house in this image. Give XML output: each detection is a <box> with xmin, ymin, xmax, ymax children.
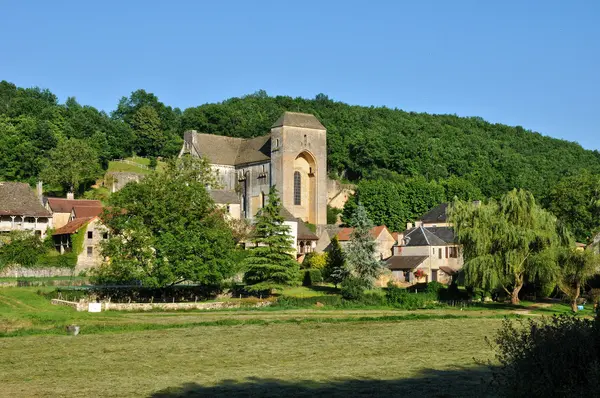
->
<box><xmin>335</xmin><ymin>225</ymin><xmax>396</xmax><ymax>260</ymax></box>
<box><xmin>0</xmin><ymin>182</ymin><xmax>53</xmax><ymax>238</ymax></box>
<box><xmin>386</xmin><ymin>203</ymin><xmax>463</xmax><ymax>284</ymax></box>
<box><xmin>45</xmin><ymin>194</ymin><xmax>103</xmax><ymax>230</ymax></box>
<box><xmin>52</xmin><ymin>215</ymin><xmax>109</xmax><ymax>273</ymax></box>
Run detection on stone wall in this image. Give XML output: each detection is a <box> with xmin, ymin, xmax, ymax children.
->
<box><xmin>51</xmin><ymin>299</ymin><xmax>273</xmax><ymax>312</ymax></box>
<box><xmin>0</xmin><ymin>266</ymin><xmax>74</xmax><ymax>278</ymax></box>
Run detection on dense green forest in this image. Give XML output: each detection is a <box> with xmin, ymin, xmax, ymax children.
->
<box><xmin>2</xmin><ymin>81</ymin><xmax>600</xmax><ymax>239</ymax></box>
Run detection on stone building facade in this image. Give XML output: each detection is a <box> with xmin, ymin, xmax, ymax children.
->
<box><xmin>180</xmin><ymin>112</ymin><xmax>327</xmax><ymax>226</ymax></box>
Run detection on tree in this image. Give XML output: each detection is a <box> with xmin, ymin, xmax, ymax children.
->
<box><xmin>40</xmin><ymin>138</ymin><xmax>102</xmax><ymax>195</ymax></box>
<box><xmin>243</xmin><ymin>186</ymin><xmax>299</xmax><ymax>293</ymax></box>
<box><xmin>131</xmin><ymin>105</ymin><xmax>165</xmax><ymax>157</ymax></box>
<box><xmin>545</xmin><ymin>171</ymin><xmax>600</xmax><ymax>243</ymax></box>
<box><xmin>92</xmin><ymin>156</ymin><xmax>237</xmax><ymax>287</ymax></box>
<box><xmin>450</xmin><ymin>189</ymin><xmax>559</xmax><ymax>305</ymax></box>
<box><xmin>557</xmin><ymin>248</ymin><xmax>600</xmax><ymax>312</ymax></box>
<box><xmin>345</xmin><ymin>203</ymin><xmax>384</xmax><ymax>288</ymax></box>
<box><xmin>323</xmin><ymin>236</ymin><xmax>348</xmax><ymax>288</ymax></box>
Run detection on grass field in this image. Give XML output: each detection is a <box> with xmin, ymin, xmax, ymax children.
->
<box><xmin>107</xmin><ymin>156</ymin><xmax>166</xmax><ymax>175</ymax></box>
<box><xmin>0</xmin><ymin>286</ymin><xmax>592</xmax><ymax>397</ymax></box>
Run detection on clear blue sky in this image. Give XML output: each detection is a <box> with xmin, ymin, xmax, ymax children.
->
<box><xmin>1</xmin><ymin>0</ymin><xmax>598</xmax><ymax>149</ymax></box>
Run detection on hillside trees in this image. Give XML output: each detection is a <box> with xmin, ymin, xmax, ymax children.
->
<box><xmin>243</xmin><ymin>186</ymin><xmax>300</xmax><ymax>293</ymax></box>
<box><xmin>92</xmin><ymin>156</ymin><xmax>237</xmax><ymax>287</ymax></box>
<box><xmin>450</xmin><ymin>189</ymin><xmax>560</xmax><ymax>304</ymax></box>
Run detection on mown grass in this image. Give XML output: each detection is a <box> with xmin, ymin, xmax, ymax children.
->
<box><xmin>0</xmin><ymin>318</ymin><xmax>501</xmax><ymax>397</ymax></box>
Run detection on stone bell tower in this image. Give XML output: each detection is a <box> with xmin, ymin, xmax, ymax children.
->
<box><xmin>269</xmin><ymin>112</ymin><xmax>327</xmax><ymax>225</ymax></box>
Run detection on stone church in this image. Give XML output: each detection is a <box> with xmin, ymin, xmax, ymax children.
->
<box><xmin>179</xmin><ymin>112</ymin><xmax>328</xmax><ymax>226</ymax></box>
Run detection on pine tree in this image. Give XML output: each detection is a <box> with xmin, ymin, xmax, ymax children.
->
<box><xmin>324</xmin><ymin>236</ymin><xmax>348</xmax><ymax>288</ymax></box>
<box><xmin>345</xmin><ymin>203</ymin><xmax>384</xmax><ymax>288</ymax></box>
<box><xmin>243</xmin><ymin>186</ymin><xmax>299</xmax><ymax>293</ymax></box>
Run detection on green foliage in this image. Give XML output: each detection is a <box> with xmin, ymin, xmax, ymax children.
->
<box><xmin>557</xmin><ymin>248</ymin><xmax>600</xmax><ymax>311</ymax></box>
<box><xmin>92</xmin><ymin>156</ymin><xmax>237</xmax><ymax>288</ymax></box>
<box><xmin>243</xmin><ymin>186</ymin><xmax>300</xmax><ymax>293</ymax></box>
<box><xmin>323</xmin><ymin>236</ymin><xmax>348</xmax><ymax>288</ymax></box>
<box><xmin>39</xmin><ymin>138</ymin><xmax>102</xmax><ymax>194</ymax></box>
<box><xmin>302</xmin><ymin>252</ymin><xmax>327</xmax><ymax>270</ymax></box>
<box><xmin>489</xmin><ymin>315</ymin><xmax>600</xmax><ymax>397</ymax></box>
<box><xmin>345</xmin><ymin>203</ymin><xmax>384</xmax><ymax>287</ymax></box>
<box><xmin>0</xmin><ymin>232</ymin><xmax>47</xmax><ymax>270</ymax></box>
<box><xmin>450</xmin><ymin>189</ymin><xmax>561</xmax><ymax>304</ymax></box>
<box><xmin>301</xmin><ymin>269</ymin><xmax>323</xmax><ymax>286</ymax></box>
<box><xmin>340</xmin><ymin>277</ymin><xmax>366</xmax><ymax>301</ymax></box>
<box><xmin>545</xmin><ymin>171</ymin><xmax>600</xmax><ymax>242</ymax></box>
<box><xmin>386</xmin><ymin>282</ymin><xmax>438</xmax><ymax>309</ymax></box>
<box><xmin>327</xmin><ymin>205</ymin><xmax>342</xmax><ymax>224</ymax></box>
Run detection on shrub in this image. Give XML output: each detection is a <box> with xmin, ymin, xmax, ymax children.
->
<box><xmin>302</xmin><ymin>253</ymin><xmax>327</xmax><ymax>270</ymax></box>
<box><xmin>274</xmin><ymin>295</ymin><xmax>342</xmax><ymax>308</ymax></box>
<box><xmin>425</xmin><ymin>281</ymin><xmax>445</xmax><ymax>295</ymax></box>
<box><xmin>488</xmin><ymin>315</ymin><xmax>600</xmax><ymax>397</ymax></box>
<box><xmin>302</xmin><ymin>269</ymin><xmax>323</xmax><ymax>286</ymax></box>
<box><xmin>340</xmin><ymin>277</ymin><xmax>366</xmax><ymax>301</ymax></box>
<box><xmin>387</xmin><ymin>282</ymin><xmax>437</xmax><ymax>309</ymax></box>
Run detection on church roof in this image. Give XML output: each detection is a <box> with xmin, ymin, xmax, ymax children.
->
<box><xmin>209</xmin><ymin>190</ymin><xmax>240</xmax><ymax>205</ymax></box>
<box><xmin>186</xmin><ymin>132</ymin><xmax>270</xmax><ymax>166</ymax></box>
<box><xmin>419</xmin><ymin>203</ymin><xmax>449</xmax><ymax>223</ymax></box>
<box><xmin>271</xmin><ymin>112</ymin><xmax>325</xmax><ymax>130</ymax></box>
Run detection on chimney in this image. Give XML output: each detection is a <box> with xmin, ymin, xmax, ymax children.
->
<box><xmin>406</xmin><ymin>222</ymin><xmax>413</xmax><ymax>230</ymax></box>
<box><xmin>36</xmin><ymin>181</ymin><xmax>43</xmax><ymax>204</ymax></box>
<box><xmin>66</xmin><ymin>192</ymin><xmax>74</xmax><ymax>200</ymax></box>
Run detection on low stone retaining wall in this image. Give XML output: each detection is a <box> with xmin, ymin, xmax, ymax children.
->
<box><xmin>51</xmin><ymin>299</ymin><xmax>273</xmax><ymax>312</ymax></box>
<box><xmin>0</xmin><ymin>267</ymin><xmax>74</xmax><ymax>278</ymax></box>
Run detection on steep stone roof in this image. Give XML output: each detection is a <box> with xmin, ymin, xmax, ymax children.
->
<box><xmin>271</xmin><ymin>112</ymin><xmax>325</xmax><ymax>130</ymax></box>
<box><xmin>209</xmin><ymin>190</ymin><xmax>240</xmax><ymax>205</ymax></box>
<box><xmin>386</xmin><ymin>255</ymin><xmax>428</xmax><ymax>271</ymax></box>
<box><xmin>279</xmin><ymin>207</ymin><xmax>318</xmax><ymax>240</ymax></box>
<box><xmin>47</xmin><ymin>198</ymin><xmax>102</xmax><ymax>213</ymax></box>
<box><xmin>0</xmin><ymin>182</ymin><xmax>51</xmax><ymax>217</ymax></box>
<box><xmin>403</xmin><ymin>226</ymin><xmax>455</xmax><ymax>247</ymax></box>
<box><xmin>186</xmin><ymin>132</ymin><xmax>270</xmax><ymax>166</ymax></box>
<box><xmin>53</xmin><ymin>217</ymin><xmax>93</xmax><ymax>235</ymax></box>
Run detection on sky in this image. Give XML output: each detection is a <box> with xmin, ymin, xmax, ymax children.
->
<box><xmin>1</xmin><ymin>0</ymin><xmax>598</xmax><ymax>149</ymax></box>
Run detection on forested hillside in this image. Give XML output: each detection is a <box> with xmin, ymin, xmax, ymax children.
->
<box><xmin>2</xmin><ymin>81</ymin><xmax>600</xmax><ymax>238</ymax></box>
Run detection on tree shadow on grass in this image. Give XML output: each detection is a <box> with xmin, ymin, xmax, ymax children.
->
<box><xmin>149</xmin><ymin>366</ymin><xmax>496</xmax><ymax>398</ymax></box>
<box><xmin>306</xmin><ymin>285</ymin><xmax>339</xmax><ymax>295</ymax></box>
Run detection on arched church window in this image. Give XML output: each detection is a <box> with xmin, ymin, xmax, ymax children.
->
<box><xmin>303</xmin><ymin>135</ymin><xmax>307</xmax><ymax>145</ymax></box>
<box><xmin>294</xmin><ymin>171</ymin><xmax>301</xmax><ymax>205</ymax></box>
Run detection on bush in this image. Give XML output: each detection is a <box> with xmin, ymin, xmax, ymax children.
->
<box><xmin>274</xmin><ymin>295</ymin><xmax>342</xmax><ymax>308</ymax></box>
<box><xmin>302</xmin><ymin>269</ymin><xmax>323</xmax><ymax>286</ymax></box>
<box><xmin>425</xmin><ymin>281</ymin><xmax>445</xmax><ymax>295</ymax></box>
<box><xmin>387</xmin><ymin>282</ymin><xmax>437</xmax><ymax>309</ymax></box>
<box><xmin>340</xmin><ymin>277</ymin><xmax>365</xmax><ymax>301</ymax></box>
<box><xmin>302</xmin><ymin>253</ymin><xmax>327</xmax><ymax>270</ymax></box>
<box><xmin>488</xmin><ymin>315</ymin><xmax>600</xmax><ymax>397</ymax></box>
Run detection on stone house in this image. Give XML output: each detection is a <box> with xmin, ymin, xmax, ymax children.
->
<box><xmin>52</xmin><ymin>216</ymin><xmax>109</xmax><ymax>273</ymax></box>
<box><xmin>385</xmin><ymin>203</ymin><xmax>463</xmax><ymax>284</ymax></box>
<box><xmin>335</xmin><ymin>225</ymin><xmax>396</xmax><ymax>260</ymax></box>
<box><xmin>45</xmin><ymin>195</ymin><xmax>103</xmax><ymax>230</ymax></box>
<box><xmin>0</xmin><ymin>182</ymin><xmax>53</xmax><ymax>238</ymax></box>
<box><xmin>105</xmin><ymin>172</ymin><xmax>145</xmax><ymax>193</ymax></box>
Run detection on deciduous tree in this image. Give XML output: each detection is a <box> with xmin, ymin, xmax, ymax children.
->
<box><xmin>557</xmin><ymin>248</ymin><xmax>600</xmax><ymax>312</ymax></box>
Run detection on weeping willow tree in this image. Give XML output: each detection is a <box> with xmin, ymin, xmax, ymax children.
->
<box><xmin>557</xmin><ymin>248</ymin><xmax>600</xmax><ymax>312</ymax></box>
<box><xmin>449</xmin><ymin>189</ymin><xmax>559</xmax><ymax>304</ymax></box>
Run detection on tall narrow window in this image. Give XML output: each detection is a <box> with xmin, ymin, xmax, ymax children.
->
<box><xmin>294</xmin><ymin>171</ymin><xmax>301</xmax><ymax>205</ymax></box>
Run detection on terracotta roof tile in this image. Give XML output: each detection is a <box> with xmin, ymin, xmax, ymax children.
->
<box><xmin>336</xmin><ymin>225</ymin><xmax>388</xmax><ymax>241</ymax></box>
<box><xmin>47</xmin><ymin>198</ymin><xmax>102</xmax><ymax>213</ymax></box>
<box><xmin>53</xmin><ymin>217</ymin><xmax>93</xmax><ymax>235</ymax></box>
<box><xmin>72</xmin><ymin>206</ymin><xmax>103</xmax><ymax>219</ymax></box>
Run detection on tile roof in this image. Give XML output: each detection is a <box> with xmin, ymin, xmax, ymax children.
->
<box><xmin>419</xmin><ymin>203</ymin><xmax>449</xmax><ymax>223</ymax></box>
<box><xmin>439</xmin><ymin>266</ymin><xmax>459</xmax><ymax>275</ymax></box>
<box><xmin>209</xmin><ymin>190</ymin><xmax>240</xmax><ymax>205</ymax></box>
<box><xmin>53</xmin><ymin>217</ymin><xmax>93</xmax><ymax>235</ymax></box>
<box><xmin>0</xmin><ymin>182</ymin><xmax>51</xmax><ymax>217</ymax></box>
<box><xmin>386</xmin><ymin>255</ymin><xmax>428</xmax><ymax>271</ymax></box>
<box><xmin>336</xmin><ymin>225</ymin><xmax>389</xmax><ymax>241</ymax></box>
<box><xmin>271</xmin><ymin>112</ymin><xmax>326</xmax><ymax>130</ymax></box>
<box><xmin>47</xmin><ymin>198</ymin><xmax>102</xmax><ymax>213</ymax></box>
<box><xmin>72</xmin><ymin>206</ymin><xmax>103</xmax><ymax>219</ymax></box>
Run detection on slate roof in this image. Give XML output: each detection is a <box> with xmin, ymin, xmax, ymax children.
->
<box><xmin>53</xmin><ymin>217</ymin><xmax>93</xmax><ymax>235</ymax></box>
<box><xmin>419</xmin><ymin>203</ymin><xmax>449</xmax><ymax>223</ymax></box>
<box><xmin>403</xmin><ymin>226</ymin><xmax>455</xmax><ymax>247</ymax></box>
<box><xmin>271</xmin><ymin>112</ymin><xmax>326</xmax><ymax>130</ymax></box>
<box><xmin>47</xmin><ymin>198</ymin><xmax>102</xmax><ymax>213</ymax></box>
<box><xmin>209</xmin><ymin>190</ymin><xmax>240</xmax><ymax>205</ymax></box>
<box><xmin>336</xmin><ymin>225</ymin><xmax>389</xmax><ymax>241</ymax></box>
<box><xmin>186</xmin><ymin>132</ymin><xmax>271</xmax><ymax>166</ymax></box>
<box><xmin>386</xmin><ymin>255</ymin><xmax>428</xmax><ymax>271</ymax></box>
<box><xmin>0</xmin><ymin>182</ymin><xmax>51</xmax><ymax>217</ymax></box>
<box><xmin>278</xmin><ymin>207</ymin><xmax>318</xmax><ymax>240</ymax></box>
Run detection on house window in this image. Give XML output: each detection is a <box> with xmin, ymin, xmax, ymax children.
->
<box><xmin>445</xmin><ymin>247</ymin><xmax>449</xmax><ymax>258</ymax></box>
<box><xmin>87</xmin><ymin>247</ymin><xmax>93</xmax><ymax>257</ymax></box>
<box><xmin>293</xmin><ymin>171</ymin><xmax>301</xmax><ymax>205</ymax></box>
<box><xmin>87</xmin><ymin>231</ymin><xmax>93</xmax><ymax>239</ymax></box>
<box><xmin>226</xmin><ymin>205</ymin><xmax>231</xmax><ymax>213</ymax></box>
<box><xmin>438</xmin><ymin>248</ymin><xmax>442</xmax><ymax>259</ymax></box>
<box><xmin>432</xmin><ymin>248</ymin><xmax>435</xmax><ymax>254</ymax></box>
<box><xmin>102</xmin><ymin>232</ymin><xmax>108</xmax><ymax>240</ymax></box>
<box><xmin>275</xmin><ymin>138</ymin><xmax>279</xmax><ymax>148</ymax></box>
<box><xmin>449</xmin><ymin>247</ymin><xmax>458</xmax><ymax>258</ymax></box>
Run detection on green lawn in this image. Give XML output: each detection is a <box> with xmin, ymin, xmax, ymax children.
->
<box><xmin>0</xmin><ymin>287</ymin><xmax>593</xmax><ymax>397</ymax></box>
<box><xmin>107</xmin><ymin>156</ymin><xmax>166</xmax><ymax>175</ymax></box>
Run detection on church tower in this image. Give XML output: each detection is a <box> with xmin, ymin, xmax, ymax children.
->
<box><xmin>270</xmin><ymin>112</ymin><xmax>327</xmax><ymax>225</ymax></box>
